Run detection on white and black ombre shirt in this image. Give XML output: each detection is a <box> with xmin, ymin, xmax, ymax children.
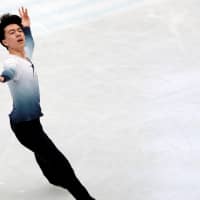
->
<box><xmin>1</xmin><ymin>27</ymin><xmax>43</xmax><ymax>123</ymax></box>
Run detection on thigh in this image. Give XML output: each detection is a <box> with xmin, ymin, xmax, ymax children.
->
<box><xmin>10</xmin><ymin>119</ymin><xmax>68</xmax><ymax>164</ymax></box>
<box><xmin>11</xmin><ymin>119</ymin><xmax>54</xmax><ymax>154</ymax></box>
<box><xmin>10</xmin><ymin>119</ymin><xmax>38</xmax><ymax>151</ymax></box>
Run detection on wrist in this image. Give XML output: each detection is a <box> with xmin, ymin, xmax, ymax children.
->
<box><xmin>23</xmin><ymin>25</ymin><xmax>30</xmax><ymax>28</ymax></box>
<box><xmin>0</xmin><ymin>76</ymin><xmax>5</xmax><ymax>82</ymax></box>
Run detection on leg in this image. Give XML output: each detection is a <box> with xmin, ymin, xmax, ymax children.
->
<box><xmin>10</xmin><ymin>119</ymin><xmax>95</xmax><ymax>200</ymax></box>
<box><xmin>34</xmin><ymin>153</ymin><xmax>62</xmax><ymax>186</ymax></box>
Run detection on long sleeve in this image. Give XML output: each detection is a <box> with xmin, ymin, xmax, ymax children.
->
<box><xmin>1</xmin><ymin>59</ymin><xmax>17</xmax><ymax>82</ymax></box>
<box><xmin>1</xmin><ymin>68</ymin><xmax>16</xmax><ymax>82</ymax></box>
<box><xmin>24</xmin><ymin>27</ymin><xmax>35</xmax><ymax>59</ymax></box>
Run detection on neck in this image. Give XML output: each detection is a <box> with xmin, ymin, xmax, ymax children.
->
<box><xmin>9</xmin><ymin>48</ymin><xmax>26</xmax><ymax>58</ymax></box>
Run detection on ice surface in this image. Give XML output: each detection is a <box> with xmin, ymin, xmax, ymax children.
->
<box><xmin>0</xmin><ymin>0</ymin><xmax>200</xmax><ymax>199</ymax></box>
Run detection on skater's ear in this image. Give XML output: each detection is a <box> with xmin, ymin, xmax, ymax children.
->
<box><xmin>1</xmin><ymin>38</ymin><xmax>8</xmax><ymax>48</ymax></box>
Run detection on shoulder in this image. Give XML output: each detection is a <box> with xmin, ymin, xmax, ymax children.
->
<box><xmin>3</xmin><ymin>56</ymin><xmax>18</xmax><ymax>68</ymax></box>
<box><xmin>1</xmin><ymin>56</ymin><xmax>19</xmax><ymax>82</ymax></box>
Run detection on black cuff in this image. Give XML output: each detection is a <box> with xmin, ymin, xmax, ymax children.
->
<box><xmin>1</xmin><ymin>75</ymin><xmax>10</xmax><ymax>82</ymax></box>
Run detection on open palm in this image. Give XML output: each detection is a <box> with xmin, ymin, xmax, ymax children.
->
<box><xmin>19</xmin><ymin>7</ymin><xmax>30</xmax><ymax>27</ymax></box>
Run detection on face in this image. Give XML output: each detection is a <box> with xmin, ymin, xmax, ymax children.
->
<box><xmin>2</xmin><ymin>24</ymin><xmax>25</xmax><ymax>50</ymax></box>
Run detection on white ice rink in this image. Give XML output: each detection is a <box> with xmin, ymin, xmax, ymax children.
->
<box><xmin>0</xmin><ymin>0</ymin><xmax>200</xmax><ymax>199</ymax></box>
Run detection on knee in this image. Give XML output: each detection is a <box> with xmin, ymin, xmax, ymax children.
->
<box><xmin>46</xmin><ymin>175</ymin><xmax>63</xmax><ymax>187</ymax></box>
<box><xmin>48</xmin><ymin>178</ymin><xmax>60</xmax><ymax>186</ymax></box>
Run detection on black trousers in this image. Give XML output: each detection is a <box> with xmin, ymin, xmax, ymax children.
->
<box><xmin>10</xmin><ymin>118</ymin><xmax>95</xmax><ymax>200</ymax></box>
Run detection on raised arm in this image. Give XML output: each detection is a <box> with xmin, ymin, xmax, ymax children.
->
<box><xmin>19</xmin><ymin>7</ymin><xmax>34</xmax><ymax>58</ymax></box>
<box><xmin>19</xmin><ymin>7</ymin><xmax>30</xmax><ymax>27</ymax></box>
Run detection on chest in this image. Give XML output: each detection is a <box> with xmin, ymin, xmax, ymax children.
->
<box><xmin>16</xmin><ymin>59</ymin><xmax>37</xmax><ymax>81</ymax></box>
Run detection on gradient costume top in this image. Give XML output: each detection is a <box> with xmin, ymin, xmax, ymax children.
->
<box><xmin>1</xmin><ymin>27</ymin><xmax>43</xmax><ymax>123</ymax></box>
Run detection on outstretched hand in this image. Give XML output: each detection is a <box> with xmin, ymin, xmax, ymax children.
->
<box><xmin>19</xmin><ymin>7</ymin><xmax>30</xmax><ymax>27</ymax></box>
<box><xmin>0</xmin><ymin>76</ymin><xmax>5</xmax><ymax>83</ymax></box>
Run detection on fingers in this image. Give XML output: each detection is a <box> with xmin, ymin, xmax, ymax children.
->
<box><xmin>18</xmin><ymin>6</ymin><xmax>28</xmax><ymax>17</ymax></box>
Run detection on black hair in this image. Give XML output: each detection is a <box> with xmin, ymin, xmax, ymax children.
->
<box><xmin>0</xmin><ymin>13</ymin><xmax>23</xmax><ymax>48</ymax></box>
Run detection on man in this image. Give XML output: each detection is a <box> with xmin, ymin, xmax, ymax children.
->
<box><xmin>0</xmin><ymin>7</ymin><xmax>95</xmax><ymax>200</ymax></box>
